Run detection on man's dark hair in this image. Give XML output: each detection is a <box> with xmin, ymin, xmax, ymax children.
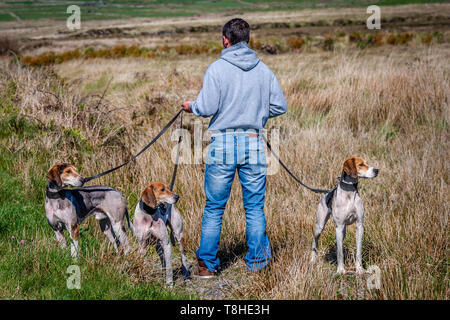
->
<box><xmin>222</xmin><ymin>18</ymin><xmax>250</xmax><ymax>45</ymax></box>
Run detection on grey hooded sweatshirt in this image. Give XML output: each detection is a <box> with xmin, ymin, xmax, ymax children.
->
<box><xmin>189</xmin><ymin>41</ymin><xmax>287</xmax><ymax>130</ymax></box>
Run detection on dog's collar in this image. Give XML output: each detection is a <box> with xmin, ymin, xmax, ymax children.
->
<box><xmin>139</xmin><ymin>200</ymin><xmax>158</xmax><ymax>215</ymax></box>
<box><xmin>339</xmin><ymin>180</ymin><xmax>358</xmax><ymax>192</ymax></box>
<box><xmin>339</xmin><ymin>171</ymin><xmax>358</xmax><ymax>192</ymax></box>
<box><xmin>46</xmin><ymin>185</ymin><xmax>65</xmax><ymax>199</ymax></box>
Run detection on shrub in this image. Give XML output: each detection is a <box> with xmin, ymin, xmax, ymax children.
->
<box><xmin>287</xmin><ymin>36</ymin><xmax>305</xmax><ymax>50</ymax></box>
<box><xmin>349</xmin><ymin>32</ymin><xmax>362</xmax><ymax>43</ymax></box>
<box><xmin>260</xmin><ymin>43</ymin><xmax>278</xmax><ymax>54</ymax></box>
<box><xmin>112</xmin><ymin>45</ymin><xmax>127</xmax><ymax>58</ymax></box>
<box><xmin>271</xmin><ymin>22</ymin><xmax>290</xmax><ymax>29</ymax></box>
<box><xmin>209</xmin><ymin>42</ymin><xmax>222</xmax><ymax>54</ymax></box>
<box><xmin>94</xmin><ymin>48</ymin><xmax>112</xmax><ymax>59</ymax></box>
<box><xmin>175</xmin><ymin>44</ymin><xmax>192</xmax><ymax>55</ymax></box>
<box><xmin>160</xmin><ymin>44</ymin><xmax>170</xmax><ymax>53</ymax></box>
<box><xmin>85</xmin><ymin>47</ymin><xmax>96</xmax><ymax>59</ymax></box>
<box><xmin>126</xmin><ymin>45</ymin><xmax>142</xmax><ymax>57</ymax></box>
<box><xmin>387</xmin><ymin>34</ymin><xmax>397</xmax><ymax>45</ymax></box>
<box><xmin>0</xmin><ymin>37</ymin><xmax>20</xmax><ymax>56</ymax></box>
<box><xmin>421</xmin><ymin>33</ymin><xmax>433</xmax><ymax>44</ymax></box>
<box><xmin>322</xmin><ymin>37</ymin><xmax>334</xmax><ymax>51</ymax></box>
<box><xmin>249</xmin><ymin>38</ymin><xmax>262</xmax><ymax>50</ymax></box>
<box><xmin>432</xmin><ymin>31</ymin><xmax>444</xmax><ymax>43</ymax></box>
<box><xmin>396</xmin><ymin>33</ymin><xmax>413</xmax><ymax>44</ymax></box>
<box><xmin>372</xmin><ymin>33</ymin><xmax>384</xmax><ymax>46</ymax></box>
<box><xmin>60</xmin><ymin>49</ymin><xmax>81</xmax><ymax>62</ymax></box>
<box><xmin>359</xmin><ymin>33</ymin><xmax>384</xmax><ymax>49</ymax></box>
<box><xmin>387</xmin><ymin>33</ymin><xmax>414</xmax><ymax>45</ymax></box>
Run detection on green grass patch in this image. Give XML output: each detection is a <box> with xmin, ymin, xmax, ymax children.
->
<box><xmin>0</xmin><ymin>111</ymin><xmax>193</xmax><ymax>299</ymax></box>
<box><xmin>377</xmin><ymin>122</ymin><xmax>400</xmax><ymax>141</ymax></box>
<box><xmin>0</xmin><ymin>1</ymin><xmax>447</xmax><ymax>22</ymax></box>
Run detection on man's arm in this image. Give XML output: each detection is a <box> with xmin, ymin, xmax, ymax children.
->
<box><xmin>183</xmin><ymin>66</ymin><xmax>221</xmax><ymax>117</ymax></box>
<box><xmin>269</xmin><ymin>73</ymin><xmax>287</xmax><ymax>118</ymax></box>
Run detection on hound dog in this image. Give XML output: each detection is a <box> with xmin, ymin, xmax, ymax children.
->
<box><xmin>310</xmin><ymin>157</ymin><xmax>379</xmax><ymax>274</ymax></box>
<box><xmin>133</xmin><ymin>182</ymin><xmax>190</xmax><ymax>285</ymax></box>
<box><xmin>45</xmin><ymin>163</ymin><xmax>132</xmax><ymax>257</ymax></box>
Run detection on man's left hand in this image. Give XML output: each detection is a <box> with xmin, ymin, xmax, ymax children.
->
<box><xmin>182</xmin><ymin>101</ymin><xmax>192</xmax><ymax>113</ymax></box>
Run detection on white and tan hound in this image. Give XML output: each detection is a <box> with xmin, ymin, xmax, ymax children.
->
<box><xmin>45</xmin><ymin>163</ymin><xmax>132</xmax><ymax>258</ymax></box>
<box><xmin>133</xmin><ymin>182</ymin><xmax>190</xmax><ymax>285</ymax></box>
<box><xmin>311</xmin><ymin>157</ymin><xmax>379</xmax><ymax>274</ymax></box>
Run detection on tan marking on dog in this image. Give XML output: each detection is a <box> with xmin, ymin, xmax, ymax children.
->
<box><xmin>142</xmin><ymin>185</ymin><xmax>157</xmax><ymax>208</ymax></box>
<box><xmin>142</xmin><ymin>182</ymin><xmax>177</xmax><ymax>208</ymax></box>
<box><xmin>47</xmin><ymin>163</ymin><xmax>82</xmax><ymax>186</ymax></box>
<box><xmin>72</xmin><ymin>224</ymin><xmax>80</xmax><ymax>241</ymax></box>
<box><xmin>47</xmin><ymin>164</ymin><xmax>63</xmax><ymax>187</ymax></box>
<box><xmin>343</xmin><ymin>156</ymin><xmax>369</xmax><ymax>178</ymax></box>
<box><xmin>60</xmin><ymin>164</ymin><xmax>81</xmax><ymax>182</ymax></box>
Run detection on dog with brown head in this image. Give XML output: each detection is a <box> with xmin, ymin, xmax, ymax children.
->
<box><xmin>141</xmin><ymin>182</ymin><xmax>179</xmax><ymax>209</ymax></box>
<box><xmin>343</xmin><ymin>156</ymin><xmax>379</xmax><ymax>180</ymax></box>
<box><xmin>311</xmin><ymin>156</ymin><xmax>379</xmax><ymax>275</ymax></box>
<box><xmin>46</xmin><ymin>163</ymin><xmax>84</xmax><ymax>188</ymax></box>
<box><xmin>45</xmin><ymin>163</ymin><xmax>131</xmax><ymax>259</ymax></box>
<box><xmin>133</xmin><ymin>181</ymin><xmax>190</xmax><ymax>286</ymax></box>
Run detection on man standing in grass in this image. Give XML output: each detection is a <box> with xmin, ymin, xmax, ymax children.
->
<box><xmin>182</xmin><ymin>18</ymin><xmax>287</xmax><ymax>278</ymax></box>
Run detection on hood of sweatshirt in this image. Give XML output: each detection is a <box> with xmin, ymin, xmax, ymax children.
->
<box><xmin>220</xmin><ymin>41</ymin><xmax>260</xmax><ymax>71</ymax></box>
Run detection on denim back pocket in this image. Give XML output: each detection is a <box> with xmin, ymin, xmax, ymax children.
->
<box><xmin>207</xmin><ymin>135</ymin><xmax>233</xmax><ymax>165</ymax></box>
<box><xmin>247</xmin><ymin>135</ymin><xmax>266</xmax><ymax>165</ymax></box>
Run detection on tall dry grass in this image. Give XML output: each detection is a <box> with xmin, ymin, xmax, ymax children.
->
<box><xmin>1</xmin><ymin>43</ymin><xmax>448</xmax><ymax>299</ymax></box>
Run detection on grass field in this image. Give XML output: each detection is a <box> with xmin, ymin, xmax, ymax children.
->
<box><xmin>0</xmin><ymin>2</ymin><xmax>449</xmax><ymax>300</ymax></box>
<box><xmin>0</xmin><ymin>0</ymin><xmax>448</xmax><ymax>22</ymax></box>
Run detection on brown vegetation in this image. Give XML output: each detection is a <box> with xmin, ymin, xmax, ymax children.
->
<box><xmin>0</xmin><ymin>37</ymin><xmax>19</xmax><ymax>56</ymax></box>
<box><xmin>2</xmin><ymin>37</ymin><xmax>448</xmax><ymax>298</ymax></box>
<box><xmin>19</xmin><ymin>31</ymin><xmax>445</xmax><ymax>67</ymax></box>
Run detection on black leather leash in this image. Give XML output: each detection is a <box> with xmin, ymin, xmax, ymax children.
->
<box><xmin>129</xmin><ymin>110</ymin><xmax>183</xmax><ymax>218</ymax></box>
<box><xmin>169</xmin><ymin>110</ymin><xmax>183</xmax><ymax>191</ymax></box>
<box><xmin>82</xmin><ymin>108</ymin><xmax>184</xmax><ymax>185</ymax></box>
<box><xmin>261</xmin><ymin>134</ymin><xmax>332</xmax><ymax>194</ymax></box>
<box><xmin>82</xmin><ymin>105</ymin><xmax>334</xmax><ymax>196</ymax></box>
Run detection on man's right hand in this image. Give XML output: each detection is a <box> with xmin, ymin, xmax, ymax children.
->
<box><xmin>182</xmin><ymin>101</ymin><xmax>192</xmax><ymax>113</ymax></box>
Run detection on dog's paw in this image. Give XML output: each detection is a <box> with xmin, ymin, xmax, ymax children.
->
<box><xmin>182</xmin><ymin>266</ymin><xmax>191</xmax><ymax>280</ymax></box>
<box><xmin>336</xmin><ymin>268</ymin><xmax>346</xmax><ymax>275</ymax></box>
<box><xmin>356</xmin><ymin>266</ymin><xmax>366</xmax><ymax>275</ymax></box>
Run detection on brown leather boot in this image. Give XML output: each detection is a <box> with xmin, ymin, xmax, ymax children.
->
<box><xmin>192</xmin><ymin>260</ymin><xmax>215</xmax><ymax>279</ymax></box>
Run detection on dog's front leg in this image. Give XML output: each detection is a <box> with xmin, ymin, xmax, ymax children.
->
<box><xmin>158</xmin><ymin>239</ymin><xmax>173</xmax><ymax>286</ymax></box>
<box><xmin>54</xmin><ymin>229</ymin><xmax>67</xmax><ymax>249</ymax></box>
<box><xmin>168</xmin><ymin>208</ymin><xmax>191</xmax><ymax>278</ymax></box>
<box><xmin>137</xmin><ymin>239</ymin><xmax>147</xmax><ymax>257</ymax></box>
<box><xmin>336</xmin><ymin>224</ymin><xmax>346</xmax><ymax>274</ymax></box>
<box><xmin>178</xmin><ymin>236</ymin><xmax>191</xmax><ymax>279</ymax></box>
<box><xmin>68</xmin><ymin>224</ymin><xmax>80</xmax><ymax>259</ymax></box>
<box><xmin>355</xmin><ymin>222</ymin><xmax>364</xmax><ymax>274</ymax></box>
<box><xmin>135</xmin><ymin>233</ymin><xmax>150</xmax><ymax>266</ymax></box>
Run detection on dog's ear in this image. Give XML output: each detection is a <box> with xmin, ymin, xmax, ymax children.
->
<box><xmin>47</xmin><ymin>164</ymin><xmax>63</xmax><ymax>187</ymax></box>
<box><xmin>142</xmin><ymin>185</ymin><xmax>157</xmax><ymax>208</ymax></box>
<box><xmin>343</xmin><ymin>158</ymin><xmax>358</xmax><ymax>178</ymax></box>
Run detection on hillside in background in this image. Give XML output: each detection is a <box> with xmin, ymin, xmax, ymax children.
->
<box><xmin>0</xmin><ymin>0</ymin><xmax>448</xmax><ymax>22</ymax></box>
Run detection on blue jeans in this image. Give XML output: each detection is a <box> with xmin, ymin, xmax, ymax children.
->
<box><xmin>195</xmin><ymin>129</ymin><xmax>271</xmax><ymax>272</ymax></box>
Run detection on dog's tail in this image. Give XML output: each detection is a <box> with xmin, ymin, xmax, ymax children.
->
<box><xmin>124</xmin><ymin>208</ymin><xmax>135</xmax><ymax>235</ymax></box>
